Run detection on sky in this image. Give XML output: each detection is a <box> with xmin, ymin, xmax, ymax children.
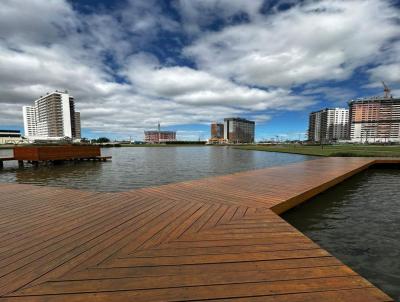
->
<box><xmin>0</xmin><ymin>0</ymin><xmax>399</xmax><ymax>141</ymax></box>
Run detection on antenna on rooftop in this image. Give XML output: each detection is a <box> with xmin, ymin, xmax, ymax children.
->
<box><xmin>382</xmin><ymin>81</ymin><xmax>392</xmax><ymax>98</ymax></box>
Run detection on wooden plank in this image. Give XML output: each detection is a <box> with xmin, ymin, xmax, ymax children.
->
<box><xmin>100</xmin><ymin>249</ymin><xmax>330</xmax><ymax>268</ymax></box>
<box><xmin>14</xmin><ymin>266</ymin><xmax>357</xmax><ymax>295</ymax></box>
<box><xmin>59</xmin><ymin>257</ymin><xmax>344</xmax><ymax>281</ymax></box>
<box><xmin>2</xmin><ymin>276</ymin><xmax>379</xmax><ymax>302</ymax></box>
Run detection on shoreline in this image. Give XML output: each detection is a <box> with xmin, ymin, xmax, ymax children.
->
<box><xmin>235</xmin><ymin>144</ymin><xmax>400</xmax><ymax>157</ymax></box>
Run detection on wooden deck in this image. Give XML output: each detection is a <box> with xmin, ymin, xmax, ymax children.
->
<box><xmin>13</xmin><ymin>146</ymin><xmax>101</xmax><ymax>161</ymax></box>
<box><xmin>0</xmin><ymin>157</ymin><xmax>398</xmax><ymax>301</ymax></box>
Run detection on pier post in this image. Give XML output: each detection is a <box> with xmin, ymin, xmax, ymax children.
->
<box><xmin>18</xmin><ymin>160</ymin><xmax>24</xmax><ymax>168</ymax></box>
<box><xmin>0</xmin><ymin>161</ymin><xmax>3</xmax><ymax>169</ymax></box>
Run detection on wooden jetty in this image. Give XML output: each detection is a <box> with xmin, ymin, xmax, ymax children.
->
<box><xmin>0</xmin><ymin>157</ymin><xmax>398</xmax><ymax>301</ymax></box>
<box><xmin>0</xmin><ymin>146</ymin><xmax>110</xmax><ymax>168</ymax></box>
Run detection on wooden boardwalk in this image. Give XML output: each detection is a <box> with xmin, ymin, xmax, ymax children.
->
<box><xmin>0</xmin><ymin>157</ymin><xmax>397</xmax><ymax>301</ymax></box>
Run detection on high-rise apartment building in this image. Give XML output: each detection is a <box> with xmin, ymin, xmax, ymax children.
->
<box><xmin>208</xmin><ymin>122</ymin><xmax>225</xmax><ymax>144</ymax></box>
<box><xmin>308</xmin><ymin>111</ymin><xmax>322</xmax><ymax>142</ymax></box>
<box><xmin>22</xmin><ymin>91</ymin><xmax>81</xmax><ymax>140</ymax></box>
<box><xmin>349</xmin><ymin>97</ymin><xmax>400</xmax><ymax>143</ymax></box>
<box><xmin>74</xmin><ymin>112</ymin><xmax>81</xmax><ymax>139</ymax></box>
<box><xmin>22</xmin><ymin>106</ymin><xmax>37</xmax><ymax>137</ymax></box>
<box><xmin>308</xmin><ymin>108</ymin><xmax>349</xmax><ymax>142</ymax></box>
<box><xmin>211</xmin><ymin>122</ymin><xmax>224</xmax><ymax>139</ymax></box>
<box><xmin>223</xmin><ymin>118</ymin><xmax>255</xmax><ymax>143</ymax></box>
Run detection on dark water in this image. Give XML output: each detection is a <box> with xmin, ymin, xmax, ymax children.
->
<box><xmin>0</xmin><ymin>146</ymin><xmax>313</xmax><ymax>191</ymax></box>
<box><xmin>283</xmin><ymin>168</ymin><xmax>400</xmax><ymax>301</ymax></box>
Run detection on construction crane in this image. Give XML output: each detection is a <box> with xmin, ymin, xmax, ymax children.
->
<box><xmin>382</xmin><ymin>81</ymin><xmax>392</xmax><ymax>98</ymax></box>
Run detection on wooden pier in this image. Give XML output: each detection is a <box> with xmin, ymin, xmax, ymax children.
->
<box><xmin>0</xmin><ymin>145</ymin><xmax>110</xmax><ymax>168</ymax></box>
<box><xmin>0</xmin><ymin>157</ymin><xmax>398</xmax><ymax>301</ymax></box>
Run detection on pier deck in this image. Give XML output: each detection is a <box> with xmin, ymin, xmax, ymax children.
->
<box><xmin>0</xmin><ymin>146</ymin><xmax>111</xmax><ymax>168</ymax></box>
<box><xmin>0</xmin><ymin>157</ymin><xmax>398</xmax><ymax>301</ymax></box>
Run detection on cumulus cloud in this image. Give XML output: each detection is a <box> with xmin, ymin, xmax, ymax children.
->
<box><xmin>124</xmin><ymin>54</ymin><xmax>312</xmax><ymax>110</ymax></box>
<box><xmin>0</xmin><ymin>0</ymin><xmax>399</xmax><ymax>139</ymax></box>
<box><xmin>184</xmin><ymin>0</ymin><xmax>400</xmax><ymax>87</ymax></box>
<box><xmin>367</xmin><ymin>41</ymin><xmax>400</xmax><ymax>88</ymax></box>
<box><xmin>174</xmin><ymin>0</ymin><xmax>265</xmax><ymax>34</ymax></box>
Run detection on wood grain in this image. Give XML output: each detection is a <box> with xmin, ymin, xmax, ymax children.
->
<box><xmin>0</xmin><ymin>157</ymin><xmax>396</xmax><ymax>301</ymax></box>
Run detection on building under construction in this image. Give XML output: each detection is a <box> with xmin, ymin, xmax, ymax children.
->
<box><xmin>349</xmin><ymin>82</ymin><xmax>400</xmax><ymax>143</ymax></box>
<box><xmin>144</xmin><ymin>124</ymin><xmax>176</xmax><ymax>143</ymax></box>
<box><xmin>208</xmin><ymin>122</ymin><xmax>225</xmax><ymax>144</ymax></box>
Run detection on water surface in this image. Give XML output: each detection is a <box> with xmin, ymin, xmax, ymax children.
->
<box><xmin>0</xmin><ymin>146</ymin><xmax>313</xmax><ymax>191</ymax></box>
<box><xmin>283</xmin><ymin>168</ymin><xmax>400</xmax><ymax>301</ymax></box>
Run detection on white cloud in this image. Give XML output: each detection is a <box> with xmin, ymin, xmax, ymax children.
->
<box><xmin>184</xmin><ymin>0</ymin><xmax>400</xmax><ymax>87</ymax></box>
<box><xmin>301</xmin><ymin>86</ymin><xmax>356</xmax><ymax>104</ymax></box>
<box><xmin>369</xmin><ymin>64</ymin><xmax>400</xmax><ymax>83</ymax></box>
<box><xmin>367</xmin><ymin>41</ymin><xmax>400</xmax><ymax>90</ymax></box>
<box><xmin>175</xmin><ymin>0</ymin><xmax>264</xmax><ymax>34</ymax></box>
<box><xmin>0</xmin><ymin>0</ymin><xmax>399</xmax><ymax>139</ymax></box>
<box><xmin>124</xmin><ymin>54</ymin><xmax>314</xmax><ymax>114</ymax></box>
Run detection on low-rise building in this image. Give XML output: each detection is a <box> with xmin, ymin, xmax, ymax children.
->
<box><xmin>0</xmin><ymin>130</ymin><xmax>23</xmax><ymax>144</ymax></box>
<box><xmin>144</xmin><ymin>123</ymin><xmax>176</xmax><ymax>143</ymax></box>
<box><xmin>144</xmin><ymin>131</ymin><xmax>176</xmax><ymax>143</ymax></box>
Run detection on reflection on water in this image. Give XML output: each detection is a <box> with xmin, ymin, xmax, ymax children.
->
<box><xmin>0</xmin><ymin>146</ymin><xmax>314</xmax><ymax>191</ymax></box>
<box><xmin>283</xmin><ymin>168</ymin><xmax>400</xmax><ymax>302</ymax></box>
<box><xmin>0</xmin><ymin>148</ymin><xmax>13</xmax><ymax>158</ymax></box>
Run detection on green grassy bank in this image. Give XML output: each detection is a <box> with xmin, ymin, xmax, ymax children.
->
<box><xmin>235</xmin><ymin>144</ymin><xmax>400</xmax><ymax>157</ymax></box>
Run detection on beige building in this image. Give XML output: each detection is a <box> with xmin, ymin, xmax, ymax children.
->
<box><xmin>349</xmin><ymin>97</ymin><xmax>400</xmax><ymax>143</ymax></box>
<box><xmin>23</xmin><ymin>91</ymin><xmax>81</xmax><ymax>141</ymax></box>
<box><xmin>0</xmin><ymin>130</ymin><xmax>23</xmax><ymax>144</ymax></box>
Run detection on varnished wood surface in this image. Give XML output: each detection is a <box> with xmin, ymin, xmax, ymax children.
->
<box><xmin>13</xmin><ymin>146</ymin><xmax>101</xmax><ymax>161</ymax></box>
<box><xmin>0</xmin><ymin>157</ymin><xmax>397</xmax><ymax>301</ymax></box>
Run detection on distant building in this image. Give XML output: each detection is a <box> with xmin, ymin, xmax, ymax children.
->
<box><xmin>74</xmin><ymin>112</ymin><xmax>81</xmax><ymax>139</ymax></box>
<box><xmin>0</xmin><ymin>130</ymin><xmax>22</xmax><ymax>144</ymax></box>
<box><xmin>308</xmin><ymin>108</ymin><xmax>349</xmax><ymax>143</ymax></box>
<box><xmin>22</xmin><ymin>91</ymin><xmax>81</xmax><ymax>141</ymax></box>
<box><xmin>22</xmin><ymin>106</ymin><xmax>37</xmax><ymax>137</ymax></box>
<box><xmin>144</xmin><ymin>123</ymin><xmax>176</xmax><ymax>143</ymax></box>
<box><xmin>144</xmin><ymin>131</ymin><xmax>176</xmax><ymax>143</ymax></box>
<box><xmin>349</xmin><ymin>97</ymin><xmax>400</xmax><ymax>143</ymax></box>
<box><xmin>223</xmin><ymin>118</ymin><xmax>255</xmax><ymax>143</ymax></box>
<box><xmin>211</xmin><ymin>122</ymin><xmax>224</xmax><ymax>139</ymax></box>
<box><xmin>208</xmin><ymin>122</ymin><xmax>225</xmax><ymax>144</ymax></box>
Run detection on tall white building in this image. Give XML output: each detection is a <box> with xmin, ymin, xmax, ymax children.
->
<box><xmin>22</xmin><ymin>106</ymin><xmax>37</xmax><ymax>137</ymax></box>
<box><xmin>308</xmin><ymin>108</ymin><xmax>349</xmax><ymax>142</ymax></box>
<box><xmin>22</xmin><ymin>91</ymin><xmax>81</xmax><ymax>140</ymax></box>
